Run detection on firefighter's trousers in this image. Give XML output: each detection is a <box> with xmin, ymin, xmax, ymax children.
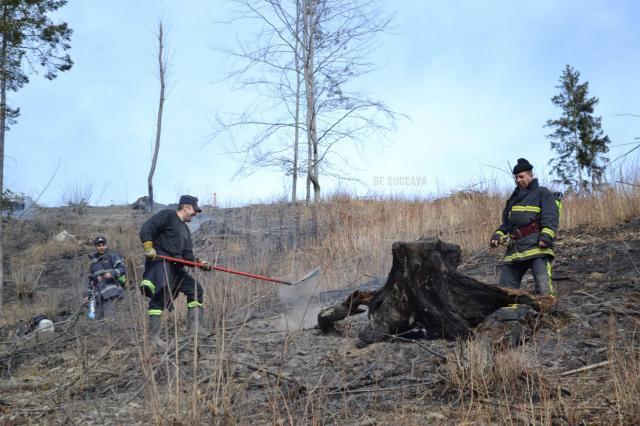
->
<box><xmin>499</xmin><ymin>255</ymin><xmax>555</xmax><ymax>297</ymax></box>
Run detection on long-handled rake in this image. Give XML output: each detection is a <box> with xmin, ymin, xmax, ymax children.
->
<box><xmin>156</xmin><ymin>254</ymin><xmax>320</xmax><ymax>286</ymax></box>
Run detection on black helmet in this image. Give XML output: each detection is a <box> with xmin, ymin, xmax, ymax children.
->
<box><xmin>93</xmin><ymin>236</ymin><xmax>107</xmax><ymax>245</ymax></box>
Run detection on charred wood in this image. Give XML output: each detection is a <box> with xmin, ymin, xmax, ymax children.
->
<box><xmin>318</xmin><ymin>238</ymin><xmax>555</xmax><ymax>346</ymax></box>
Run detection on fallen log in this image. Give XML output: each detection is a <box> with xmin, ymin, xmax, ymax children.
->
<box><xmin>318</xmin><ymin>238</ymin><xmax>555</xmax><ymax>346</ymax></box>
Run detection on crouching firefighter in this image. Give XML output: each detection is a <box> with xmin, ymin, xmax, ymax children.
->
<box><xmin>139</xmin><ymin>195</ymin><xmax>212</xmax><ymax>350</ymax></box>
<box><xmin>83</xmin><ymin>236</ymin><xmax>127</xmax><ymax>319</ymax></box>
<box><xmin>490</xmin><ymin>158</ymin><xmax>560</xmax><ymax>299</ymax></box>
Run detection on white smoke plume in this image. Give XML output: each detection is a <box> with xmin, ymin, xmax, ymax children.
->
<box><xmin>276</xmin><ymin>267</ymin><xmax>322</xmax><ymax>331</ymax></box>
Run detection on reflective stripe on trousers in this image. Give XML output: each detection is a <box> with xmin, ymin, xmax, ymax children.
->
<box><xmin>499</xmin><ymin>256</ymin><xmax>555</xmax><ymax>296</ymax></box>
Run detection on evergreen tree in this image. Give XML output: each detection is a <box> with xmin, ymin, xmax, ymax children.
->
<box><xmin>0</xmin><ymin>0</ymin><xmax>73</xmax><ymax>310</ymax></box>
<box><xmin>545</xmin><ymin>64</ymin><xmax>610</xmax><ymax>191</ymax></box>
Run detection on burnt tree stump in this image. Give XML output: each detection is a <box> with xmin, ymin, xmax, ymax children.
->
<box><xmin>318</xmin><ymin>238</ymin><xmax>554</xmax><ymax>346</ymax></box>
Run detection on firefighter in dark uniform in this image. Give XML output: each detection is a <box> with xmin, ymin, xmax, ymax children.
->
<box><xmin>490</xmin><ymin>158</ymin><xmax>560</xmax><ymax>298</ymax></box>
<box><xmin>83</xmin><ymin>236</ymin><xmax>127</xmax><ymax>319</ymax></box>
<box><xmin>139</xmin><ymin>195</ymin><xmax>211</xmax><ymax>349</ymax></box>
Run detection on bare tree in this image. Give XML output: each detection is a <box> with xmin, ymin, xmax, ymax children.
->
<box><xmin>301</xmin><ymin>0</ymin><xmax>398</xmax><ymax>202</ymax></box>
<box><xmin>292</xmin><ymin>0</ymin><xmax>302</xmax><ymax>204</ymax></box>
<box><xmin>212</xmin><ymin>0</ymin><xmax>305</xmax><ymax>204</ymax></box>
<box><xmin>213</xmin><ymin>0</ymin><xmax>398</xmax><ymax>205</ymax></box>
<box><xmin>302</xmin><ymin>0</ymin><xmax>317</xmax><ymax>203</ymax></box>
<box><xmin>147</xmin><ymin>20</ymin><xmax>170</xmax><ymax>212</ymax></box>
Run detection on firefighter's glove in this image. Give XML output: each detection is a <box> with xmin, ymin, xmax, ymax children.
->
<box><xmin>539</xmin><ymin>234</ymin><xmax>553</xmax><ymax>248</ymax></box>
<box><xmin>143</xmin><ymin>241</ymin><xmax>156</xmax><ymax>260</ymax></box>
<box><xmin>117</xmin><ymin>275</ymin><xmax>127</xmax><ymax>287</ymax></box>
<box><xmin>198</xmin><ymin>260</ymin><xmax>212</xmax><ymax>271</ymax></box>
<box><xmin>490</xmin><ymin>232</ymin><xmax>504</xmax><ymax>248</ymax></box>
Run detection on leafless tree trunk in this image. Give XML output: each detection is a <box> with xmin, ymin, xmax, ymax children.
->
<box><xmin>0</xmin><ymin>35</ymin><xmax>6</xmax><ymax>312</ymax></box>
<box><xmin>306</xmin><ymin>126</ymin><xmax>311</xmax><ymax>205</ymax></box>
<box><xmin>303</xmin><ymin>0</ymin><xmax>313</xmax><ymax>205</ymax></box>
<box><xmin>147</xmin><ymin>21</ymin><xmax>169</xmax><ymax>213</ymax></box>
<box><xmin>302</xmin><ymin>0</ymin><xmax>320</xmax><ymax>203</ymax></box>
<box><xmin>292</xmin><ymin>0</ymin><xmax>302</xmax><ymax>204</ymax></box>
<box><xmin>302</xmin><ymin>0</ymin><xmax>320</xmax><ymax>235</ymax></box>
<box><xmin>298</xmin><ymin>0</ymin><xmax>398</xmax><ymax>204</ymax></box>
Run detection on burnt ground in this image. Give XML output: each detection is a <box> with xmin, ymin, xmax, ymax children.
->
<box><xmin>0</xmin><ymin>206</ymin><xmax>639</xmax><ymax>424</ymax></box>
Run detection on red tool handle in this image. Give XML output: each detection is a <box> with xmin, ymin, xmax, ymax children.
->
<box><xmin>156</xmin><ymin>254</ymin><xmax>292</xmax><ymax>285</ymax></box>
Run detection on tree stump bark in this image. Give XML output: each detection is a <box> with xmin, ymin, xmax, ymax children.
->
<box><xmin>318</xmin><ymin>238</ymin><xmax>554</xmax><ymax>346</ymax></box>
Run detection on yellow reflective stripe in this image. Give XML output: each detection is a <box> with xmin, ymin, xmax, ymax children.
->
<box><xmin>511</xmin><ymin>205</ymin><xmax>541</xmax><ymax>213</ymax></box>
<box><xmin>187</xmin><ymin>301</ymin><xmax>203</xmax><ymax>308</ymax></box>
<box><xmin>506</xmin><ymin>304</ymin><xmax>519</xmax><ymax>309</ymax></box>
<box><xmin>504</xmin><ymin>247</ymin><xmax>554</xmax><ymax>262</ymax></box>
<box><xmin>495</xmin><ymin>230</ymin><xmax>505</xmax><ymax>236</ymax></box>
<box><xmin>148</xmin><ymin>309</ymin><xmax>163</xmax><ymax>316</ymax></box>
<box><xmin>547</xmin><ymin>261</ymin><xmax>555</xmax><ymax>297</ymax></box>
<box><xmin>541</xmin><ymin>228</ymin><xmax>555</xmax><ymax>239</ymax></box>
<box><xmin>140</xmin><ymin>279</ymin><xmax>155</xmax><ymax>293</ymax></box>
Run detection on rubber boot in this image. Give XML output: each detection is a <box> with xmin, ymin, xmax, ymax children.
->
<box><xmin>102</xmin><ymin>299</ymin><xmax>116</xmax><ymax>318</ymax></box>
<box><xmin>187</xmin><ymin>307</ymin><xmax>211</xmax><ymax>339</ymax></box>
<box><xmin>94</xmin><ymin>301</ymin><xmax>104</xmax><ymax>321</ymax></box>
<box><xmin>148</xmin><ymin>314</ymin><xmax>167</xmax><ymax>351</ymax></box>
<box><xmin>102</xmin><ymin>299</ymin><xmax>117</xmax><ymax>335</ymax></box>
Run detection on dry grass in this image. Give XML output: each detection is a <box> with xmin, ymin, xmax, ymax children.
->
<box><xmin>0</xmin><ymin>298</ymin><xmax>60</xmax><ymax>328</ymax></box>
<box><xmin>26</xmin><ymin>239</ymin><xmax>81</xmax><ymax>261</ymax></box>
<box><xmin>279</xmin><ymin>178</ymin><xmax>640</xmax><ymax>292</ymax></box>
<box><xmin>439</xmin><ymin>324</ymin><xmax>640</xmax><ymax>425</ymax></box>
<box><xmin>608</xmin><ymin>328</ymin><xmax>640</xmax><ymax>422</ymax></box>
<box><xmin>3</xmin><ymin>176</ymin><xmax>640</xmax><ymax>423</ymax></box>
<box><xmin>443</xmin><ymin>339</ymin><xmax>565</xmax><ymax>424</ymax></box>
<box><xmin>10</xmin><ymin>257</ymin><xmax>44</xmax><ymax>302</ymax></box>
<box><xmin>61</xmin><ymin>180</ymin><xmax>93</xmax><ymax>213</ymax></box>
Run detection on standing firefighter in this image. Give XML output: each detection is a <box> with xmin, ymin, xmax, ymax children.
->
<box><xmin>84</xmin><ymin>236</ymin><xmax>127</xmax><ymax>319</ymax></box>
<box><xmin>490</xmin><ymin>158</ymin><xmax>560</xmax><ymax>298</ymax></box>
<box><xmin>139</xmin><ymin>195</ymin><xmax>212</xmax><ymax>350</ymax></box>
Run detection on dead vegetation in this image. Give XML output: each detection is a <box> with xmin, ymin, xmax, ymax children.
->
<box><xmin>1</xmin><ymin>180</ymin><xmax>640</xmax><ymax>423</ymax></box>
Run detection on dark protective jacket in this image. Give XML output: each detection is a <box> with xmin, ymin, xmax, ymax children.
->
<box><xmin>492</xmin><ymin>179</ymin><xmax>559</xmax><ymax>264</ymax></box>
<box><xmin>139</xmin><ymin>209</ymin><xmax>195</xmax><ymax>261</ymax></box>
<box><xmin>87</xmin><ymin>249</ymin><xmax>126</xmax><ymax>301</ymax></box>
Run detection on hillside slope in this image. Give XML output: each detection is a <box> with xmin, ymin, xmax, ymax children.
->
<box><xmin>0</xmin><ymin>203</ymin><xmax>638</xmax><ymax>424</ymax></box>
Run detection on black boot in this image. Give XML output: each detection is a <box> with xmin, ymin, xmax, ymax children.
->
<box><xmin>187</xmin><ymin>306</ymin><xmax>211</xmax><ymax>339</ymax></box>
<box><xmin>148</xmin><ymin>314</ymin><xmax>167</xmax><ymax>351</ymax></box>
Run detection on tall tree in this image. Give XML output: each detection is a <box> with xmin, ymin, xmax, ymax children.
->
<box><xmin>214</xmin><ymin>0</ymin><xmax>306</xmax><ymax>203</ymax></box>
<box><xmin>215</xmin><ymin>0</ymin><xmax>397</xmax><ymax>204</ymax></box>
<box><xmin>291</xmin><ymin>0</ymin><xmax>302</xmax><ymax>204</ymax></box>
<box><xmin>545</xmin><ymin>65</ymin><xmax>610</xmax><ymax>191</ymax></box>
<box><xmin>300</xmin><ymin>0</ymin><xmax>398</xmax><ymax>203</ymax></box>
<box><xmin>0</xmin><ymin>0</ymin><xmax>72</xmax><ymax>311</ymax></box>
<box><xmin>301</xmin><ymin>0</ymin><xmax>316</xmax><ymax>203</ymax></box>
<box><xmin>147</xmin><ymin>20</ymin><xmax>170</xmax><ymax>213</ymax></box>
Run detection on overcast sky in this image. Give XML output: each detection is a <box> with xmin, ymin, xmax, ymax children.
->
<box><xmin>5</xmin><ymin>0</ymin><xmax>640</xmax><ymax>207</ymax></box>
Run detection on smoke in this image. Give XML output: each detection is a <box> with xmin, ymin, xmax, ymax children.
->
<box><xmin>188</xmin><ymin>213</ymin><xmax>209</xmax><ymax>233</ymax></box>
<box><xmin>276</xmin><ymin>267</ymin><xmax>322</xmax><ymax>331</ymax></box>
